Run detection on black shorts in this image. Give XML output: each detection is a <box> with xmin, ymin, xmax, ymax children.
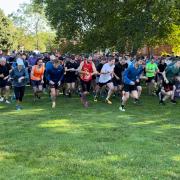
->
<box><xmin>65</xmin><ymin>76</ymin><xmax>77</xmax><ymax>83</ymax></box>
<box><xmin>123</xmin><ymin>84</ymin><xmax>137</xmax><ymax>92</ymax></box>
<box><xmin>98</xmin><ymin>80</ymin><xmax>112</xmax><ymax>88</ymax></box>
<box><xmin>0</xmin><ymin>80</ymin><xmax>11</xmax><ymax>88</ymax></box>
<box><xmin>112</xmin><ymin>78</ymin><xmax>122</xmax><ymax>87</ymax></box>
<box><xmin>31</xmin><ymin>80</ymin><xmax>42</xmax><ymax>87</ymax></box>
<box><xmin>49</xmin><ymin>83</ymin><xmax>60</xmax><ymax>89</ymax></box>
<box><xmin>81</xmin><ymin>79</ymin><xmax>91</xmax><ymax>92</ymax></box>
<box><xmin>135</xmin><ymin>82</ymin><xmax>141</xmax><ymax>87</ymax></box>
<box><xmin>146</xmin><ymin>76</ymin><xmax>155</xmax><ymax>83</ymax></box>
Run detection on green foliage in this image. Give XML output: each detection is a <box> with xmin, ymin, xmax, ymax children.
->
<box><xmin>0</xmin><ymin>9</ymin><xmax>15</xmax><ymax>50</ymax></box>
<box><xmin>34</xmin><ymin>0</ymin><xmax>179</xmax><ymax>53</ymax></box>
<box><xmin>9</xmin><ymin>2</ymin><xmax>51</xmax><ymax>35</ymax></box>
<box><xmin>7</xmin><ymin>2</ymin><xmax>57</xmax><ymax>52</ymax></box>
<box><xmin>166</xmin><ymin>24</ymin><xmax>180</xmax><ymax>55</ymax></box>
<box><xmin>13</xmin><ymin>28</ymin><xmax>56</xmax><ymax>52</ymax></box>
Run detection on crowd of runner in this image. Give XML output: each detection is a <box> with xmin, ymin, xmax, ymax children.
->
<box><xmin>0</xmin><ymin>51</ymin><xmax>179</xmax><ymax>111</ymax></box>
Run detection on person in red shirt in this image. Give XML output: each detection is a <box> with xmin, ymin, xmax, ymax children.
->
<box><xmin>78</xmin><ymin>55</ymin><xmax>97</xmax><ymax>107</ymax></box>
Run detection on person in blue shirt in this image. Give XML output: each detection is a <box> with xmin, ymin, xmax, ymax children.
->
<box><xmin>10</xmin><ymin>58</ymin><xmax>29</xmax><ymax>110</ymax></box>
<box><xmin>120</xmin><ymin>57</ymin><xmax>144</xmax><ymax>112</ymax></box>
<box><xmin>46</xmin><ymin>59</ymin><xmax>64</xmax><ymax>108</ymax></box>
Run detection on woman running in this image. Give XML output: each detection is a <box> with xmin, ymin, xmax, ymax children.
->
<box><xmin>10</xmin><ymin>58</ymin><xmax>29</xmax><ymax>110</ymax></box>
<box><xmin>31</xmin><ymin>58</ymin><xmax>45</xmax><ymax>101</ymax></box>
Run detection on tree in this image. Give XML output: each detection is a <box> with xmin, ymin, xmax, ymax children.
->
<box><xmin>34</xmin><ymin>0</ymin><xmax>179</xmax><ymax>53</ymax></box>
<box><xmin>9</xmin><ymin>2</ymin><xmax>52</xmax><ymax>50</ymax></box>
<box><xmin>0</xmin><ymin>9</ymin><xmax>15</xmax><ymax>50</ymax></box>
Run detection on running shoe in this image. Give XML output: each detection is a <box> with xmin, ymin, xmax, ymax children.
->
<box><xmin>16</xmin><ymin>105</ymin><xmax>21</xmax><ymax>111</ymax></box>
<box><xmin>94</xmin><ymin>96</ymin><xmax>98</xmax><ymax>102</ymax></box>
<box><xmin>119</xmin><ymin>106</ymin><xmax>125</xmax><ymax>112</ymax></box>
<box><xmin>0</xmin><ymin>97</ymin><xmax>4</xmax><ymax>102</ymax></box>
<box><xmin>105</xmin><ymin>98</ymin><xmax>112</xmax><ymax>104</ymax></box>
<box><xmin>171</xmin><ymin>100</ymin><xmax>177</xmax><ymax>104</ymax></box>
<box><xmin>5</xmin><ymin>100</ymin><xmax>11</xmax><ymax>104</ymax></box>
<box><xmin>52</xmin><ymin>102</ymin><xmax>56</xmax><ymax>108</ymax></box>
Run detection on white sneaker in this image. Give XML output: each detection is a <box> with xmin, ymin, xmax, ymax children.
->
<box><xmin>119</xmin><ymin>106</ymin><xmax>125</xmax><ymax>112</ymax></box>
<box><xmin>52</xmin><ymin>102</ymin><xmax>56</xmax><ymax>108</ymax></box>
<box><xmin>5</xmin><ymin>100</ymin><xmax>11</xmax><ymax>104</ymax></box>
<box><xmin>0</xmin><ymin>97</ymin><xmax>4</xmax><ymax>102</ymax></box>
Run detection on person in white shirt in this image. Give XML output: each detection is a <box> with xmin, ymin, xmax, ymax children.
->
<box><xmin>94</xmin><ymin>57</ymin><xmax>115</xmax><ymax>104</ymax></box>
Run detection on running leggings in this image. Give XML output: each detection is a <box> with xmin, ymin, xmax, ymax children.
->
<box><xmin>14</xmin><ymin>86</ymin><xmax>25</xmax><ymax>102</ymax></box>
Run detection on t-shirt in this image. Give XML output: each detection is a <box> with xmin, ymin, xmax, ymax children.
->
<box><xmin>99</xmin><ymin>63</ymin><xmax>115</xmax><ymax>83</ymax></box>
<box><xmin>96</xmin><ymin>63</ymin><xmax>104</xmax><ymax>73</ymax></box>
<box><xmin>65</xmin><ymin>61</ymin><xmax>79</xmax><ymax>77</ymax></box>
<box><xmin>158</xmin><ymin>63</ymin><xmax>167</xmax><ymax>72</ymax></box>
<box><xmin>114</xmin><ymin>63</ymin><xmax>128</xmax><ymax>80</ymax></box>
<box><xmin>46</xmin><ymin>65</ymin><xmax>64</xmax><ymax>83</ymax></box>
<box><xmin>146</xmin><ymin>63</ymin><xmax>158</xmax><ymax>77</ymax></box>
<box><xmin>0</xmin><ymin>64</ymin><xmax>11</xmax><ymax>81</ymax></box>
<box><xmin>123</xmin><ymin>64</ymin><xmax>144</xmax><ymax>85</ymax></box>
<box><xmin>165</xmin><ymin>64</ymin><xmax>180</xmax><ymax>83</ymax></box>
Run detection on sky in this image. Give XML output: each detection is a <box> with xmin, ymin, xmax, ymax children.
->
<box><xmin>0</xmin><ymin>0</ymin><xmax>31</xmax><ymax>15</ymax></box>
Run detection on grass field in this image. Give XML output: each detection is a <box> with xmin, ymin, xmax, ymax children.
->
<box><xmin>0</xmin><ymin>88</ymin><xmax>180</xmax><ymax>180</ymax></box>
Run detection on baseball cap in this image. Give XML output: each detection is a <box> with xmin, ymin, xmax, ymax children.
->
<box><xmin>16</xmin><ymin>58</ymin><xmax>24</xmax><ymax>66</ymax></box>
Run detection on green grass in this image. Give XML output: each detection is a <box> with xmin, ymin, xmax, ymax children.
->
<box><xmin>0</xmin><ymin>88</ymin><xmax>180</xmax><ymax>180</ymax></box>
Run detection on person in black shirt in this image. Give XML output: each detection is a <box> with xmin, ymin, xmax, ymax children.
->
<box><xmin>0</xmin><ymin>57</ymin><xmax>12</xmax><ymax>103</ymax></box>
<box><xmin>113</xmin><ymin>58</ymin><xmax>128</xmax><ymax>93</ymax></box>
<box><xmin>65</xmin><ymin>55</ymin><xmax>79</xmax><ymax>97</ymax></box>
<box><xmin>93</xmin><ymin>58</ymin><xmax>106</xmax><ymax>102</ymax></box>
<box><xmin>157</xmin><ymin>59</ymin><xmax>167</xmax><ymax>85</ymax></box>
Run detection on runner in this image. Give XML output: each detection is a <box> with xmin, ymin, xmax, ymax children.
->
<box><xmin>10</xmin><ymin>58</ymin><xmax>29</xmax><ymax>110</ymax></box>
<box><xmin>120</xmin><ymin>58</ymin><xmax>144</xmax><ymax>111</ymax></box>
<box><xmin>46</xmin><ymin>59</ymin><xmax>64</xmax><ymax>108</ymax></box>
<box><xmin>145</xmin><ymin>58</ymin><xmax>159</xmax><ymax>95</ymax></box>
<box><xmin>93</xmin><ymin>57</ymin><xmax>106</xmax><ymax>101</ymax></box>
<box><xmin>65</xmin><ymin>55</ymin><xmax>79</xmax><ymax>97</ymax></box>
<box><xmin>113</xmin><ymin>57</ymin><xmax>128</xmax><ymax>95</ymax></box>
<box><xmin>78</xmin><ymin>55</ymin><xmax>97</xmax><ymax>107</ymax></box>
<box><xmin>31</xmin><ymin>57</ymin><xmax>45</xmax><ymax>101</ymax></box>
<box><xmin>94</xmin><ymin>57</ymin><xmax>115</xmax><ymax>104</ymax></box>
<box><xmin>160</xmin><ymin>60</ymin><xmax>180</xmax><ymax>104</ymax></box>
<box><xmin>0</xmin><ymin>57</ymin><xmax>12</xmax><ymax>103</ymax></box>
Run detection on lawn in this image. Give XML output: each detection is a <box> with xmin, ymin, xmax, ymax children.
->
<box><xmin>0</xmin><ymin>88</ymin><xmax>179</xmax><ymax>180</ymax></box>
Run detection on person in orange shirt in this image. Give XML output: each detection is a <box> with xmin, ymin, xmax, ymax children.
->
<box><xmin>31</xmin><ymin>58</ymin><xmax>45</xmax><ymax>101</ymax></box>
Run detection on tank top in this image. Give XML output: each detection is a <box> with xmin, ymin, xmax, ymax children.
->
<box><xmin>80</xmin><ymin>61</ymin><xmax>93</xmax><ymax>82</ymax></box>
<box><xmin>31</xmin><ymin>64</ymin><xmax>45</xmax><ymax>81</ymax></box>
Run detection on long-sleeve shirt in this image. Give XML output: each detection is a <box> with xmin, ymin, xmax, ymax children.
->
<box><xmin>10</xmin><ymin>67</ymin><xmax>29</xmax><ymax>87</ymax></box>
<box><xmin>46</xmin><ymin>65</ymin><xmax>64</xmax><ymax>83</ymax></box>
<box><xmin>123</xmin><ymin>64</ymin><xmax>143</xmax><ymax>85</ymax></box>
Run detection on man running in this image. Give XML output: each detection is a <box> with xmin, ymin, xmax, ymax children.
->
<box><xmin>120</xmin><ymin>58</ymin><xmax>144</xmax><ymax>111</ymax></box>
<box><xmin>0</xmin><ymin>57</ymin><xmax>12</xmax><ymax>103</ymax></box>
<box><xmin>46</xmin><ymin>59</ymin><xmax>64</xmax><ymax>108</ymax></box>
<box><xmin>94</xmin><ymin>57</ymin><xmax>115</xmax><ymax>104</ymax></box>
<box><xmin>160</xmin><ymin>60</ymin><xmax>180</xmax><ymax>104</ymax></box>
<box><xmin>65</xmin><ymin>55</ymin><xmax>79</xmax><ymax>97</ymax></box>
<box><xmin>78</xmin><ymin>55</ymin><xmax>97</xmax><ymax>107</ymax></box>
<box><xmin>113</xmin><ymin>57</ymin><xmax>128</xmax><ymax>94</ymax></box>
<box><xmin>146</xmin><ymin>58</ymin><xmax>159</xmax><ymax>95</ymax></box>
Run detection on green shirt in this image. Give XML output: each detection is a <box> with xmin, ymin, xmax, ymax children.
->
<box><xmin>146</xmin><ymin>63</ymin><xmax>158</xmax><ymax>77</ymax></box>
<box><xmin>165</xmin><ymin>64</ymin><xmax>180</xmax><ymax>83</ymax></box>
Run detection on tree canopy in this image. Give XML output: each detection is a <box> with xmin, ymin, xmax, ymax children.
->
<box><xmin>34</xmin><ymin>0</ymin><xmax>180</xmax><ymax>53</ymax></box>
<box><xmin>0</xmin><ymin>9</ymin><xmax>15</xmax><ymax>50</ymax></box>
